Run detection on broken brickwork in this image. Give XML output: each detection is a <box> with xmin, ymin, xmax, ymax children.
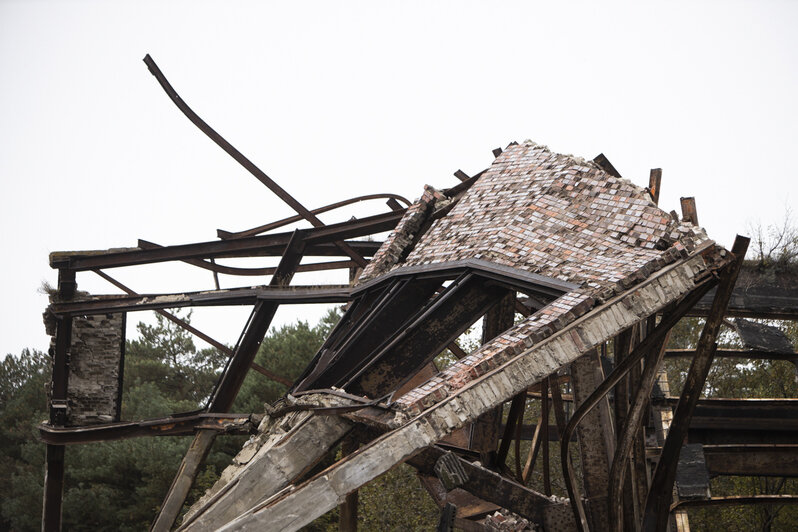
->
<box><xmin>44</xmin><ymin>310</ymin><xmax>125</xmax><ymax>426</ymax></box>
<box><xmin>359</xmin><ymin>185</ymin><xmax>440</xmax><ymax>282</ymax></box>
<box><xmin>65</xmin><ymin>313</ymin><xmax>125</xmax><ymax>425</ymax></box>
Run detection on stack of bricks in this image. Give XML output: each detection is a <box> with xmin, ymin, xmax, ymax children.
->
<box><xmin>44</xmin><ymin>311</ymin><xmax>126</xmax><ymax>426</ymax></box>
<box><xmin>390</xmin><ymin>141</ymin><xmax>714</xmax><ymax>414</ymax></box>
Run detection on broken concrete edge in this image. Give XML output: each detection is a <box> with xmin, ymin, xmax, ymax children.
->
<box><xmin>215</xmin><ymin>247</ymin><xmax>729</xmax><ymax>531</ymax></box>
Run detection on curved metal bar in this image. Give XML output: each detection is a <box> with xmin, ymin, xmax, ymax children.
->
<box><xmin>560</xmin><ymin>279</ymin><xmax>716</xmax><ymax>532</ymax></box>
<box><xmin>143</xmin><ymin>54</ymin><xmax>367</xmax><ymax>267</ymax></box>
<box><xmin>137</xmin><ymin>239</ymin><xmax>358</xmax><ymax>276</ymax></box>
<box><xmin>217</xmin><ymin>193</ymin><xmax>411</xmax><ymax>240</ymax></box>
<box><xmin>608</xmin><ymin>329</ymin><xmax>671</xmax><ymax>532</ymax></box>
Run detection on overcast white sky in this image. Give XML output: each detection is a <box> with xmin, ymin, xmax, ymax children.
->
<box><xmin>1</xmin><ymin>0</ymin><xmax>796</xmax><ymax>358</ymax></box>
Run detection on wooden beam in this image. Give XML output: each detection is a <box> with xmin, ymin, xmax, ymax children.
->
<box><xmin>593</xmin><ymin>153</ymin><xmax>622</xmax><ymax>177</ymax></box>
<box><xmin>702</xmin><ymin>445</ymin><xmax>798</xmax><ymax>477</ymax></box>
<box><xmin>521</xmin><ymin>408</ymin><xmax>545</xmax><ymax>485</ymax></box>
<box><xmin>608</xmin><ymin>328</ymin><xmax>671</xmax><ymax>532</ymax></box>
<box><xmin>180</xmin><ymin>410</ymin><xmax>353</xmax><ymax>530</ymax></box>
<box><xmin>471</xmin><ymin>292</ymin><xmax>516</xmax><ymax>464</ymax></box>
<box><xmin>570</xmin><ymin>348</ymin><xmax>614</xmax><ymax>531</ymax></box>
<box><xmin>611</xmin><ymin>327</ymin><xmax>637</xmax><ymax>531</ymax></box>
<box><xmin>408</xmin><ymin>446</ymin><xmax>565</xmax><ymax>524</ymax></box>
<box><xmin>454</xmin><ymin>169</ymin><xmax>470</xmax><ymax>182</ymax></box>
<box><xmin>679</xmin><ymin>197</ymin><xmax>698</xmax><ymax>226</ymax></box>
<box><xmin>338</xmin><ymin>438</ymin><xmax>359</xmax><ymax>532</ymax></box>
<box><xmin>43</xmin><ymin>444</ymin><xmax>66</xmax><ymax>532</ymax></box>
<box><xmin>541</xmin><ymin>378</ymin><xmax>551</xmax><ymax>495</ymax></box>
<box><xmin>665</xmin><ymin>348</ymin><xmax>797</xmax><ymax>361</ymax></box>
<box><xmin>496</xmin><ymin>393</ymin><xmax>526</xmax><ymax>467</ymax></box>
<box><xmin>151</xmin><ymin>430</ymin><xmax>217</xmax><ymax>532</ymax></box>
<box><xmin>648</xmin><ymin>169</ymin><xmax>662</xmax><ymax>205</ymax></box>
<box><xmin>671</xmin><ymin>495</ymin><xmax>798</xmax><ymax>511</ymax></box>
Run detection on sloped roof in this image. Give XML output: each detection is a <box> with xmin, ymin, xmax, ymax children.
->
<box><xmin>361</xmin><ymin>141</ymin><xmax>715</xmax><ymax>413</ymax></box>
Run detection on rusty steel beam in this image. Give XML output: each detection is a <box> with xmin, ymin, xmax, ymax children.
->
<box><xmin>608</xmin><ymin>329</ymin><xmax>671</xmax><ymax>532</ymax></box>
<box><xmin>49</xmin><ymin>284</ymin><xmax>352</xmax><ymax>316</ymax></box>
<box><xmin>665</xmin><ymin>348</ymin><xmax>796</xmax><ymax>361</ymax></box>
<box><xmin>50</xmin><ymin>210</ymin><xmax>398</xmax><ymax>270</ymax></box>
<box><xmin>140</xmin><ymin>238</ymin><xmax>363</xmax><ymax>277</ymax></box>
<box><xmin>39</xmin><ymin>413</ymin><xmax>260</xmax><ymax>445</ymax></box>
<box><xmin>347</xmin><ymin>276</ymin><xmax>509</xmax><ymax>397</ymax></box>
<box><xmin>143</xmin><ymin>54</ymin><xmax>368</xmax><ymax>267</ymax></box>
<box><xmin>93</xmin><ymin>269</ymin><xmax>293</xmax><ymax>387</ymax></box>
<box><xmin>42</xmin><ymin>268</ymin><xmax>76</xmax><ymax>532</ymax></box>
<box><xmin>161</xmin><ymin>256</ymin><xmax>360</xmax><ymax>277</ymax></box>
<box><xmin>670</xmin><ymin>495</ymin><xmax>798</xmax><ymax>511</ymax></box>
<box><xmin>217</xmin><ymin>192</ymin><xmax>409</xmax><ymax>239</ymax></box>
<box><xmin>560</xmin><ymin>276</ymin><xmax>717</xmax><ymax>532</ymax></box>
<box><xmin>643</xmin><ymin>235</ymin><xmax>748</xmax><ymax>532</ymax></box>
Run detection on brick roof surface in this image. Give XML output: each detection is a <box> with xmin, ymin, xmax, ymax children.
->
<box><xmin>360</xmin><ymin>141</ymin><xmax>714</xmax><ymax>413</ymax></box>
<box><xmin>404</xmin><ymin>141</ymin><xmax>708</xmax><ymax>292</ymax></box>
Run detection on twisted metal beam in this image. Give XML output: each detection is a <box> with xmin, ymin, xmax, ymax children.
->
<box><xmin>143</xmin><ymin>54</ymin><xmax>367</xmax><ymax>267</ymax></box>
<box><xmin>217</xmin><ymin>193</ymin><xmax>410</xmax><ymax>239</ymax></box>
<box><xmin>560</xmin><ymin>278</ymin><xmax>717</xmax><ymax>532</ymax></box>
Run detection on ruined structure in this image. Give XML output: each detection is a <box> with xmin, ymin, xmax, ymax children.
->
<box><xmin>39</xmin><ymin>56</ymin><xmax>798</xmax><ymax>531</ymax></box>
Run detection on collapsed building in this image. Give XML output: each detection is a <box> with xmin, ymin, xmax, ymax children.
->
<box><xmin>39</xmin><ymin>56</ymin><xmax>798</xmax><ymax>532</ymax></box>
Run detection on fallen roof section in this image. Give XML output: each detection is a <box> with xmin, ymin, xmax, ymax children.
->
<box><xmin>182</xmin><ymin>141</ymin><xmax>740</xmax><ymax>531</ymax></box>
